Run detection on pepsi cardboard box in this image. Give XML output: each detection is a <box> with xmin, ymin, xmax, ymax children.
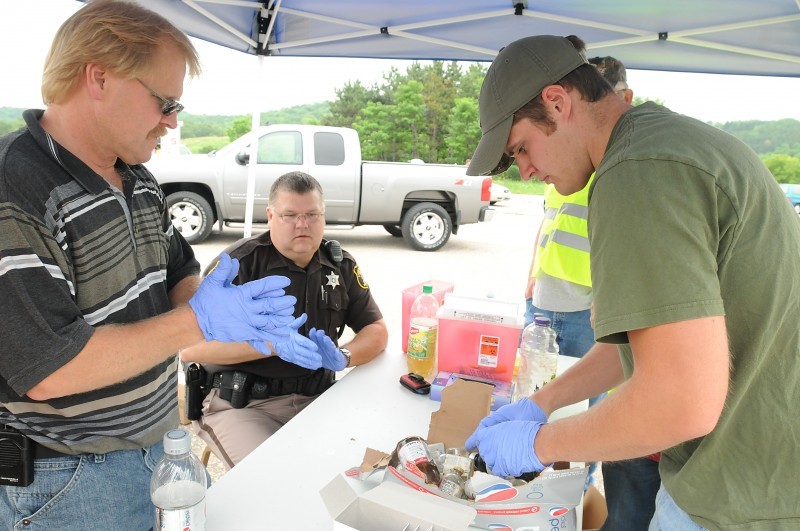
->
<box><xmin>430</xmin><ymin>371</ymin><xmax>513</xmax><ymax>411</ymax></box>
<box><xmin>332</xmin><ymin>380</ymin><xmax>587</xmax><ymax>530</ymax></box>
<box><xmin>321</xmin><ymin>471</ymin><xmax>476</xmax><ymax>531</ymax></box>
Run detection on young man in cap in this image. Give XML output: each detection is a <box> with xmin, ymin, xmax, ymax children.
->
<box><xmin>466</xmin><ymin>35</ymin><xmax>800</xmax><ymax>529</ymax></box>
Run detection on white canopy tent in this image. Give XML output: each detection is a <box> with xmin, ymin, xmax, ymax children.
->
<box><xmin>131</xmin><ymin>0</ymin><xmax>800</xmax><ymax>75</ymax></box>
<box><xmin>79</xmin><ymin>0</ymin><xmax>800</xmax><ymax>236</ymax></box>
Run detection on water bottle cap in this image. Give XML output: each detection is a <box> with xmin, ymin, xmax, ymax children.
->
<box><xmin>533</xmin><ymin>315</ymin><xmax>552</xmax><ymax>326</ymax></box>
<box><xmin>163</xmin><ymin>429</ymin><xmax>191</xmax><ymax>455</ymax></box>
<box><xmin>422</xmin><ymin>285</ymin><xmax>433</xmax><ymax>294</ymax></box>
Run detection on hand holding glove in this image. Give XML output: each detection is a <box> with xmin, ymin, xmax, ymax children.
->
<box><xmin>468</xmin><ymin>398</ymin><xmax>548</xmax><ymax>440</ymax></box>
<box><xmin>308</xmin><ymin>328</ymin><xmax>347</xmax><ymax>372</ymax></box>
<box><xmin>189</xmin><ymin>254</ymin><xmax>297</xmax><ymax>343</ymax></box>
<box><xmin>466</xmin><ymin>420</ymin><xmax>551</xmax><ymax>478</ymax></box>
<box><xmin>247</xmin><ymin>314</ymin><xmax>323</xmax><ymax>370</ymax></box>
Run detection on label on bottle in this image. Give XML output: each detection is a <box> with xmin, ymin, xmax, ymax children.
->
<box><xmin>397</xmin><ymin>438</ymin><xmax>428</xmax><ymax>466</ymax></box>
<box><xmin>407</xmin><ymin>321</ymin><xmax>437</xmax><ymax>360</ymax></box>
<box><xmin>155</xmin><ymin>501</ymin><xmax>205</xmax><ymax>531</ymax></box>
<box><xmin>153</xmin><ymin>480</ymin><xmax>206</xmax><ymax>531</ymax></box>
<box><xmin>477</xmin><ymin>334</ymin><xmax>500</xmax><ymax>368</ymax></box>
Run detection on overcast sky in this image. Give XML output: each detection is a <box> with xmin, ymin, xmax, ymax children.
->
<box><xmin>2</xmin><ymin>0</ymin><xmax>799</xmax><ymax>123</ymax></box>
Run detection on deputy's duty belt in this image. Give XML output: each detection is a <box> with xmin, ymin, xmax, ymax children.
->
<box><xmin>209</xmin><ymin>369</ymin><xmax>335</xmax><ymax>409</ymax></box>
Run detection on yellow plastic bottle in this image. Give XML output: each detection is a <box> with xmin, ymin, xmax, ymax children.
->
<box><xmin>406</xmin><ymin>285</ymin><xmax>439</xmax><ymax>379</ymax></box>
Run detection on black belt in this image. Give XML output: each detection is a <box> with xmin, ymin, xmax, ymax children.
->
<box><xmin>209</xmin><ymin>369</ymin><xmax>335</xmax><ymax>408</ymax></box>
<box><xmin>34</xmin><ymin>440</ymin><xmax>73</xmax><ymax>459</ymax></box>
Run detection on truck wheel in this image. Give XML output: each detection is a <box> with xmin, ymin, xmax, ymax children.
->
<box><xmin>383</xmin><ymin>224</ymin><xmax>403</xmax><ymax>237</ymax></box>
<box><xmin>401</xmin><ymin>203</ymin><xmax>451</xmax><ymax>252</ymax></box>
<box><xmin>166</xmin><ymin>191</ymin><xmax>214</xmax><ymax>244</ymax></box>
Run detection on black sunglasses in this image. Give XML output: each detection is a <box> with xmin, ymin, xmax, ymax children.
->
<box><xmin>137</xmin><ymin>79</ymin><xmax>184</xmax><ymax>116</ymax></box>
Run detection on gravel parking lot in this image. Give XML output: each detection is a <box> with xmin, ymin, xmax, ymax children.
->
<box><xmin>185</xmin><ymin>194</ymin><xmax>545</xmax><ymax>483</ymax></box>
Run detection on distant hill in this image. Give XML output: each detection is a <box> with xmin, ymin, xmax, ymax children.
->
<box><xmin>1</xmin><ymin>104</ymin><xmax>797</xmax><ymax>157</ymax></box>
<box><xmin>716</xmin><ymin>119</ymin><xmax>800</xmax><ymax>157</ymax></box>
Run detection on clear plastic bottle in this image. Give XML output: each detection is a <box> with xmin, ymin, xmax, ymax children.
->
<box><xmin>407</xmin><ymin>285</ymin><xmax>439</xmax><ymax>379</ymax></box>
<box><xmin>151</xmin><ymin>429</ymin><xmax>207</xmax><ymax>531</ymax></box>
<box><xmin>514</xmin><ymin>315</ymin><xmax>559</xmax><ymax>401</ymax></box>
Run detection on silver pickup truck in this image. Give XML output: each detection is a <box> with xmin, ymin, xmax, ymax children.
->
<box><xmin>145</xmin><ymin>124</ymin><xmax>494</xmax><ymax>251</ymax></box>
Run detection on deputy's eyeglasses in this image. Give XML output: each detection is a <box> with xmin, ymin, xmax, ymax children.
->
<box><xmin>276</xmin><ymin>212</ymin><xmax>325</xmax><ymax>224</ymax></box>
<box><xmin>137</xmin><ymin>79</ymin><xmax>184</xmax><ymax>116</ymax></box>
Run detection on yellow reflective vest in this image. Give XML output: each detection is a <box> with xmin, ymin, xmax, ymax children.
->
<box><xmin>532</xmin><ymin>175</ymin><xmax>594</xmax><ymax>287</ymax></box>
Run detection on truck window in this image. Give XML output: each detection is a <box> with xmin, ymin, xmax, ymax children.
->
<box><xmin>314</xmin><ymin>132</ymin><xmax>345</xmax><ymax>166</ymax></box>
<box><xmin>257</xmin><ymin>131</ymin><xmax>302</xmax><ymax>164</ymax></box>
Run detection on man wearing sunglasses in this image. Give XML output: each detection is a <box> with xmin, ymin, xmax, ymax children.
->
<box><xmin>182</xmin><ymin>171</ymin><xmax>388</xmax><ymax>470</ymax></box>
<box><xmin>0</xmin><ymin>1</ymin><xmax>313</xmax><ymax>529</ymax></box>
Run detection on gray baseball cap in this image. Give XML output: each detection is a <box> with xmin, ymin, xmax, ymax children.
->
<box><xmin>466</xmin><ymin>35</ymin><xmax>587</xmax><ymax>176</ymax></box>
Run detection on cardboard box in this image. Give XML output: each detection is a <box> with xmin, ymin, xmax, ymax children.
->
<box><xmin>402</xmin><ymin>280</ymin><xmax>455</xmax><ymax>353</ymax></box>
<box><xmin>321</xmin><ymin>473</ymin><xmax>476</xmax><ymax>531</ymax></box>
<box><xmin>322</xmin><ymin>379</ymin><xmax>587</xmax><ymax>530</ymax></box>
<box><xmin>437</xmin><ymin>295</ymin><xmax>522</xmax><ymax>383</ymax></box>
<box><xmin>430</xmin><ymin>371</ymin><xmax>513</xmax><ymax>412</ymax></box>
<box><xmin>582</xmin><ymin>484</ymin><xmax>608</xmax><ymax>530</ymax></box>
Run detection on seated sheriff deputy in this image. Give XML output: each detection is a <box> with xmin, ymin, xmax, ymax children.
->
<box><xmin>181</xmin><ymin>171</ymin><xmax>388</xmax><ymax>469</ymax></box>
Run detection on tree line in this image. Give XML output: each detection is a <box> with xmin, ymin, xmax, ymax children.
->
<box><xmin>2</xmin><ymin>61</ymin><xmax>799</xmax><ymax>183</ymax></box>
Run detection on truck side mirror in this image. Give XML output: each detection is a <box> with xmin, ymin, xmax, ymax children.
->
<box><xmin>236</xmin><ymin>150</ymin><xmax>250</xmax><ymax>166</ymax></box>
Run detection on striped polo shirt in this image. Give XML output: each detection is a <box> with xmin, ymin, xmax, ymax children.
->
<box><xmin>0</xmin><ymin>110</ymin><xmax>200</xmax><ymax>455</ymax></box>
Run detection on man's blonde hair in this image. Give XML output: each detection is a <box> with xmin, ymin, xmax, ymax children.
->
<box><xmin>42</xmin><ymin>0</ymin><xmax>201</xmax><ymax>105</ymax></box>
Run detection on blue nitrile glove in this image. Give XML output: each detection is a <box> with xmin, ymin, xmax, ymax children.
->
<box><xmin>309</xmin><ymin>328</ymin><xmax>347</xmax><ymax>372</ymax></box>
<box><xmin>189</xmin><ymin>253</ymin><xmax>298</xmax><ymax>342</ymax></box>
<box><xmin>247</xmin><ymin>314</ymin><xmax>322</xmax><ymax>370</ymax></box>
<box><xmin>466</xmin><ymin>420</ymin><xmax>551</xmax><ymax>478</ymax></box>
<box><xmin>469</xmin><ymin>398</ymin><xmax>548</xmax><ymax>437</ymax></box>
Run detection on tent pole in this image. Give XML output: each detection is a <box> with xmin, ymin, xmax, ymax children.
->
<box><xmin>242</xmin><ymin>54</ymin><xmax>265</xmax><ymax>239</ymax></box>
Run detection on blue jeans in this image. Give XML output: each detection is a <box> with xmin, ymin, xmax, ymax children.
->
<box><xmin>0</xmin><ymin>443</ymin><xmax>165</xmax><ymax>531</ymax></box>
<box><xmin>601</xmin><ymin>457</ymin><xmax>661</xmax><ymax>531</ymax></box>
<box><xmin>649</xmin><ymin>483</ymin><xmax>708</xmax><ymax>531</ymax></box>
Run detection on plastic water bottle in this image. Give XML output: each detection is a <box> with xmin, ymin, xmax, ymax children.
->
<box><xmin>407</xmin><ymin>285</ymin><xmax>439</xmax><ymax>379</ymax></box>
<box><xmin>151</xmin><ymin>429</ymin><xmax>207</xmax><ymax>531</ymax></box>
<box><xmin>514</xmin><ymin>315</ymin><xmax>559</xmax><ymax>401</ymax></box>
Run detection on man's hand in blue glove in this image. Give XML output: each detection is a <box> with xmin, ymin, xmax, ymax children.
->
<box><xmin>467</xmin><ymin>399</ymin><xmax>548</xmax><ymax>445</ymax></box>
<box><xmin>246</xmin><ymin>314</ymin><xmax>322</xmax><ymax>370</ymax></box>
<box><xmin>466</xmin><ymin>420</ymin><xmax>551</xmax><ymax>478</ymax></box>
<box><xmin>308</xmin><ymin>328</ymin><xmax>347</xmax><ymax>372</ymax></box>
<box><xmin>189</xmin><ymin>253</ymin><xmax>298</xmax><ymax>343</ymax></box>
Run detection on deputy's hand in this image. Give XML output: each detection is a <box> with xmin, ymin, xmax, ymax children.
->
<box><xmin>466</xmin><ymin>399</ymin><xmax>548</xmax><ymax>447</ymax></box>
<box><xmin>189</xmin><ymin>254</ymin><xmax>297</xmax><ymax>342</ymax></box>
<box><xmin>309</xmin><ymin>328</ymin><xmax>347</xmax><ymax>372</ymax></box>
<box><xmin>466</xmin><ymin>420</ymin><xmax>550</xmax><ymax>478</ymax></box>
<box><xmin>246</xmin><ymin>314</ymin><xmax>322</xmax><ymax>370</ymax></box>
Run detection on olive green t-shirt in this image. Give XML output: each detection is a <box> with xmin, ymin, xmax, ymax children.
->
<box><xmin>589</xmin><ymin>103</ymin><xmax>800</xmax><ymax>530</ymax></box>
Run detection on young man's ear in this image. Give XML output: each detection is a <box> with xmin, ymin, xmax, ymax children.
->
<box><xmin>541</xmin><ymin>84</ymin><xmax>571</xmax><ymax>116</ymax></box>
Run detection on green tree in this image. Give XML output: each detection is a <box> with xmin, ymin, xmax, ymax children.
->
<box><xmin>227</xmin><ymin>116</ymin><xmax>251</xmax><ymax>142</ymax></box>
<box><xmin>457</xmin><ymin>63</ymin><xmax>487</xmax><ymax>100</ymax></box>
<box><xmin>764</xmin><ymin>154</ymin><xmax>800</xmax><ymax>184</ymax></box>
<box><xmin>0</xmin><ymin>119</ymin><xmax>23</xmax><ymax>135</ymax></box>
<box><xmin>325</xmin><ymin>81</ymin><xmax>381</xmax><ymax>128</ymax></box>
<box><xmin>353</xmin><ymin>101</ymin><xmax>394</xmax><ymax>160</ymax></box>
<box><xmin>632</xmin><ymin>96</ymin><xmax>663</xmax><ymax>106</ymax></box>
<box><xmin>444</xmin><ymin>98</ymin><xmax>480</xmax><ymax>164</ymax></box>
<box><xmin>392</xmin><ymin>80</ymin><xmax>429</xmax><ymax>160</ymax></box>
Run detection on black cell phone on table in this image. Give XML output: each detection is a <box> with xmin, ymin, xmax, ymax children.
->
<box><xmin>400</xmin><ymin>373</ymin><xmax>431</xmax><ymax>394</ymax></box>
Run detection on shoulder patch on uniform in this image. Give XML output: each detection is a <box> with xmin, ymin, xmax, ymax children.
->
<box><xmin>354</xmin><ymin>264</ymin><xmax>369</xmax><ymax>289</ymax></box>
